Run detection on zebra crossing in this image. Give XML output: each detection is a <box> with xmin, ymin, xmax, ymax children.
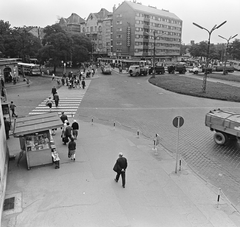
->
<box><xmin>29</xmin><ymin>80</ymin><xmax>91</xmax><ymax>117</ymax></box>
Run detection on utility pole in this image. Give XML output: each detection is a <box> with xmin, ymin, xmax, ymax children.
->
<box><xmin>153</xmin><ymin>30</ymin><xmax>156</xmax><ymax>78</ymax></box>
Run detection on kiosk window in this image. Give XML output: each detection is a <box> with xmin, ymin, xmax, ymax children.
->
<box><xmin>25</xmin><ymin>133</ymin><xmax>50</xmax><ymax>151</ymax></box>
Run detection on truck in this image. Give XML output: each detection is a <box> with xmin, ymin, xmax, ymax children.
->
<box><xmin>128</xmin><ymin>65</ymin><xmax>148</xmax><ymax>76</ymax></box>
<box><xmin>167</xmin><ymin>64</ymin><xmax>186</xmax><ymax>74</ymax></box>
<box><xmin>205</xmin><ymin>109</ymin><xmax>240</xmax><ymax>145</ymax></box>
<box><xmin>149</xmin><ymin>65</ymin><xmax>165</xmax><ymax>75</ymax></box>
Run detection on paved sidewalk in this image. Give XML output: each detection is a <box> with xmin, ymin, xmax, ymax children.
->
<box><xmin>2</xmin><ymin>71</ymin><xmax>240</xmax><ymax>226</ymax></box>
<box><xmin>2</xmin><ymin>119</ymin><xmax>240</xmax><ymax>226</ymax></box>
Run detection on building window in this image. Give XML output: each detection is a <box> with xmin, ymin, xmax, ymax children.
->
<box><xmin>116</xmin><ymin>41</ymin><xmax>122</xmax><ymax>45</ymax></box>
<box><xmin>117</xmin><ymin>28</ymin><xmax>122</xmax><ymax>32</ymax></box>
<box><xmin>116</xmin><ymin>35</ymin><xmax>122</xmax><ymax>38</ymax></box>
<box><xmin>90</xmin><ymin>26</ymin><xmax>93</xmax><ymax>32</ymax></box>
<box><xmin>116</xmin><ymin>14</ymin><xmax>122</xmax><ymax>17</ymax></box>
<box><xmin>116</xmin><ymin>21</ymin><xmax>122</xmax><ymax>25</ymax></box>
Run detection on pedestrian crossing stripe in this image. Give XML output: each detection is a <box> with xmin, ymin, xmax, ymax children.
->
<box><xmin>28</xmin><ymin>79</ymin><xmax>91</xmax><ymax>117</ymax></box>
<box><xmin>29</xmin><ymin>96</ymin><xmax>84</xmax><ymax>117</ymax></box>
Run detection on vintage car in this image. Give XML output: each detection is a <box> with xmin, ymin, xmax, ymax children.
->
<box><xmin>101</xmin><ymin>65</ymin><xmax>112</xmax><ymax>75</ymax></box>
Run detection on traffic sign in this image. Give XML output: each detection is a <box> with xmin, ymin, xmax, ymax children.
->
<box><xmin>173</xmin><ymin>116</ymin><xmax>184</xmax><ymax>128</ymax></box>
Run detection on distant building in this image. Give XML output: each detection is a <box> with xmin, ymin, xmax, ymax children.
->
<box><xmin>112</xmin><ymin>1</ymin><xmax>183</xmax><ymax>63</ymax></box>
<box><xmin>28</xmin><ymin>26</ymin><xmax>45</xmax><ymax>41</ymax></box>
<box><xmin>82</xmin><ymin>8</ymin><xmax>112</xmax><ymax>58</ymax></box>
<box><xmin>59</xmin><ymin>13</ymin><xmax>85</xmax><ymax>33</ymax></box>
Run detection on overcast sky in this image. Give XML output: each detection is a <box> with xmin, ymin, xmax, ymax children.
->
<box><xmin>1</xmin><ymin>0</ymin><xmax>239</xmax><ymax>44</ymax></box>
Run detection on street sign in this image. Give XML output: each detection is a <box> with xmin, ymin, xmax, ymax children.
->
<box><xmin>173</xmin><ymin>116</ymin><xmax>184</xmax><ymax>128</ymax></box>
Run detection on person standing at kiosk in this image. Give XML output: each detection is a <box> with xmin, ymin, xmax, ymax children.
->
<box><xmin>10</xmin><ymin>101</ymin><xmax>17</xmax><ymax>117</ymax></box>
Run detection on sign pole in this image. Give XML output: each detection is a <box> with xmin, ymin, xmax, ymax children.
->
<box><xmin>175</xmin><ymin>117</ymin><xmax>180</xmax><ymax>174</ymax></box>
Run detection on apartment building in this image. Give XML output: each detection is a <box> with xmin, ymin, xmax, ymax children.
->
<box><xmin>112</xmin><ymin>1</ymin><xmax>183</xmax><ymax>63</ymax></box>
<box><xmin>82</xmin><ymin>8</ymin><xmax>112</xmax><ymax>58</ymax></box>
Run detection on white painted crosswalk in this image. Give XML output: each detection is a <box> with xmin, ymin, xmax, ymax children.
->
<box><xmin>29</xmin><ymin>80</ymin><xmax>91</xmax><ymax>117</ymax></box>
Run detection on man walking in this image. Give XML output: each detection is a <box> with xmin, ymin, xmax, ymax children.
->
<box><xmin>53</xmin><ymin>92</ymin><xmax>59</xmax><ymax>107</ymax></box>
<box><xmin>81</xmin><ymin>78</ymin><xmax>86</xmax><ymax>89</ymax></box>
<box><xmin>51</xmin><ymin>86</ymin><xmax>57</xmax><ymax>98</ymax></box>
<box><xmin>113</xmin><ymin>152</ymin><xmax>128</xmax><ymax>188</ymax></box>
<box><xmin>60</xmin><ymin>112</ymin><xmax>68</xmax><ymax>124</ymax></box>
<box><xmin>64</xmin><ymin>122</ymin><xmax>73</xmax><ymax>141</ymax></box>
<box><xmin>68</xmin><ymin>137</ymin><xmax>76</xmax><ymax>161</ymax></box>
<box><xmin>71</xmin><ymin>120</ymin><xmax>79</xmax><ymax>139</ymax></box>
<box><xmin>10</xmin><ymin>101</ymin><xmax>17</xmax><ymax>117</ymax></box>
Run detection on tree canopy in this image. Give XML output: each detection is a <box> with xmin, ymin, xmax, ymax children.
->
<box><xmin>0</xmin><ymin>20</ymin><xmax>42</xmax><ymax>61</ymax></box>
<box><xmin>38</xmin><ymin>24</ymin><xmax>92</xmax><ymax>72</ymax></box>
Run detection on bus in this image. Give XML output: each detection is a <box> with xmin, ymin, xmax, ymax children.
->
<box><xmin>228</xmin><ymin>60</ymin><xmax>240</xmax><ymax>71</ymax></box>
<box><xmin>17</xmin><ymin>62</ymin><xmax>41</xmax><ymax>76</ymax></box>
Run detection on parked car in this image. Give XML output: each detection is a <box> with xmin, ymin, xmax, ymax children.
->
<box><xmin>101</xmin><ymin>65</ymin><xmax>112</xmax><ymax>75</ymax></box>
<box><xmin>189</xmin><ymin>67</ymin><xmax>200</xmax><ymax>74</ymax></box>
<box><xmin>213</xmin><ymin>65</ymin><xmax>234</xmax><ymax>73</ymax></box>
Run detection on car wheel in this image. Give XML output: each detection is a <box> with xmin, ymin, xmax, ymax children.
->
<box><xmin>213</xmin><ymin>132</ymin><xmax>228</xmax><ymax>145</ymax></box>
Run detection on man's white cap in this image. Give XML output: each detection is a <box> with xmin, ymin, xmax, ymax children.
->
<box><xmin>119</xmin><ymin>152</ymin><xmax>123</xmax><ymax>156</ymax></box>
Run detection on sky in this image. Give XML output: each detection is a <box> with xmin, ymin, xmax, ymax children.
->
<box><xmin>1</xmin><ymin>0</ymin><xmax>239</xmax><ymax>44</ymax></box>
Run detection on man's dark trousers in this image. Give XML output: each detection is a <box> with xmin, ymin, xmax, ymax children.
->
<box><xmin>116</xmin><ymin>171</ymin><xmax>125</xmax><ymax>187</ymax></box>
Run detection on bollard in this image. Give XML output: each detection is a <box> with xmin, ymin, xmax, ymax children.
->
<box><xmin>152</xmin><ymin>139</ymin><xmax>156</xmax><ymax>150</ymax></box>
<box><xmin>217</xmin><ymin>188</ymin><xmax>221</xmax><ymax>208</ymax></box>
<box><xmin>91</xmin><ymin>118</ymin><xmax>93</xmax><ymax>125</ymax></box>
<box><xmin>137</xmin><ymin>130</ymin><xmax>140</xmax><ymax>138</ymax></box>
<box><xmin>179</xmin><ymin>159</ymin><xmax>181</xmax><ymax>171</ymax></box>
<box><xmin>113</xmin><ymin>122</ymin><xmax>116</xmax><ymax>130</ymax></box>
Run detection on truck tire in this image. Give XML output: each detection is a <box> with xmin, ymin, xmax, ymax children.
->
<box><xmin>213</xmin><ymin>132</ymin><xmax>228</xmax><ymax>145</ymax></box>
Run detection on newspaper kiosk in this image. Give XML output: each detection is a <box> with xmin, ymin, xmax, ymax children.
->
<box><xmin>13</xmin><ymin>112</ymin><xmax>62</xmax><ymax>169</ymax></box>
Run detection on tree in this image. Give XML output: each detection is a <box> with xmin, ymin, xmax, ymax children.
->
<box><xmin>39</xmin><ymin>24</ymin><xmax>73</xmax><ymax>72</ymax></box>
<box><xmin>70</xmin><ymin>34</ymin><xmax>92</xmax><ymax>66</ymax></box>
<box><xmin>0</xmin><ymin>21</ymin><xmax>42</xmax><ymax>60</ymax></box>
<box><xmin>189</xmin><ymin>41</ymin><xmax>217</xmax><ymax>61</ymax></box>
<box><xmin>229</xmin><ymin>40</ymin><xmax>240</xmax><ymax>60</ymax></box>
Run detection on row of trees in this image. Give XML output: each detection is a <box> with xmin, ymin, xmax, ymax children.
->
<box><xmin>0</xmin><ymin>20</ymin><xmax>93</xmax><ymax>72</ymax></box>
<box><xmin>181</xmin><ymin>40</ymin><xmax>240</xmax><ymax>62</ymax></box>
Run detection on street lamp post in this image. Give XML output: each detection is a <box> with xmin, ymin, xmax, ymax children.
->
<box><xmin>193</xmin><ymin>21</ymin><xmax>227</xmax><ymax>93</ymax></box>
<box><xmin>153</xmin><ymin>30</ymin><xmax>156</xmax><ymax>78</ymax></box>
<box><xmin>218</xmin><ymin>34</ymin><xmax>238</xmax><ymax>75</ymax></box>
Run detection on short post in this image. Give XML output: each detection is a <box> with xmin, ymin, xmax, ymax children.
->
<box><xmin>137</xmin><ymin>130</ymin><xmax>140</xmax><ymax>138</ymax></box>
<box><xmin>153</xmin><ymin>139</ymin><xmax>156</xmax><ymax>150</ymax></box>
<box><xmin>113</xmin><ymin>122</ymin><xmax>116</xmax><ymax>130</ymax></box>
<box><xmin>91</xmin><ymin>118</ymin><xmax>93</xmax><ymax>125</ymax></box>
<box><xmin>217</xmin><ymin>188</ymin><xmax>221</xmax><ymax>208</ymax></box>
<box><xmin>179</xmin><ymin>159</ymin><xmax>181</xmax><ymax>171</ymax></box>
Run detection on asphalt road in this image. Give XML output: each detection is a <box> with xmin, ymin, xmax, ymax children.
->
<box><xmin>77</xmin><ymin>70</ymin><xmax>240</xmax><ymax>211</ymax></box>
<box><xmin>6</xmin><ymin>71</ymin><xmax>240</xmax><ymax>211</ymax></box>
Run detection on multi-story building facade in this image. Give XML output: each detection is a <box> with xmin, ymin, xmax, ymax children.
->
<box><xmin>82</xmin><ymin>8</ymin><xmax>112</xmax><ymax>59</ymax></box>
<box><xmin>112</xmin><ymin>1</ymin><xmax>183</xmax><ymax>63</ymax></box>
